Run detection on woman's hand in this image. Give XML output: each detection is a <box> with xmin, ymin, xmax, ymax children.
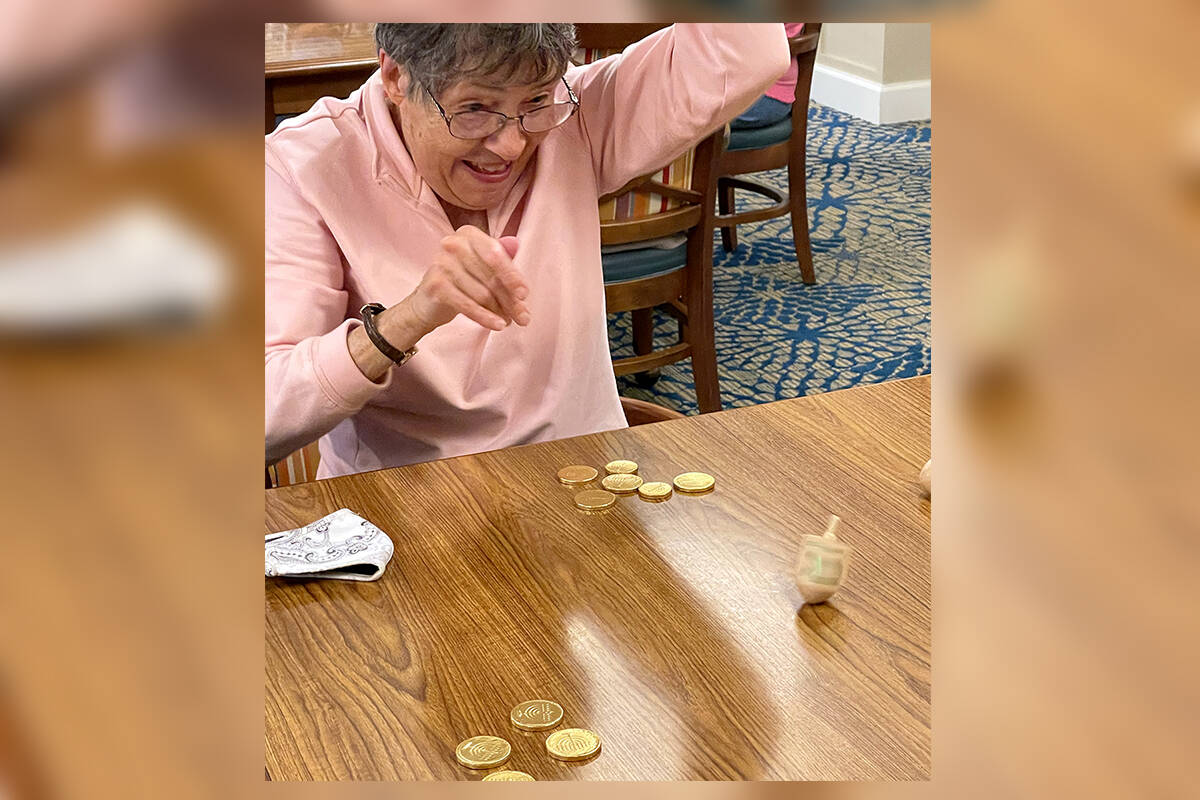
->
<box><xmin>405</xmin><ymin>227</ymin><xmax>530</xmax><ymax>333</ymax></box>
<box><xmin>348</xmin><ymin>228</ymin><xmax>530</xmax><ymax>382</ymax></box>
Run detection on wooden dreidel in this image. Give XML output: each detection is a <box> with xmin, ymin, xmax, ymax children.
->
<box><xmin>795</xmin><ymin>515</ymin><xmax>852</xmax><ymax>604</ymax></box>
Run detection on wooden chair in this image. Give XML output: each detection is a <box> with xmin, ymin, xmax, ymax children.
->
<box><xmin>599</xmin><ymin>129</ymin><xmax>725</xmax><ymax>414</ymax></box>
<box><xmin>573</xmin><ymin>24</ymin><xmax>667</xmax><ymax>53</ymax></box>
<box><xmin>574</xmin><ymin>25</ymin><xmax>725</xmax><ymax>414</ymax></box>
<box><xmin>266</xmin><ymin>397</ymin><xmax>685</xmax><ymax>488</ymax></box>
<box><xmin>266</xmin><ymin>441</ymin><xmax>321</xmax><ymax>488</ymax></box>
<box><xmin>715</xmin><ymin>23</ymin><xmax>822</xmax><ymax>284</ymax></box>
<box><xmin>620</xmin><ymin>396</ymin><xmax>686</xmax><ymax>425</ymax></box>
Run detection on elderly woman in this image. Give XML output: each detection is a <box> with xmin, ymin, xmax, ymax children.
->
<box><xmin>266</xmin><ymin>23</ymin><xmax>790</xmax><ymax>477</ymax></box>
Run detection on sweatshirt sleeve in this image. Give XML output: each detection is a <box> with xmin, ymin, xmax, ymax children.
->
<box><xmin>265</xmin><ymin>158</ymin><xmax>392</xmax><ymax>465</ymax></box>
<box><xmin>572</xmin><ymin>23</ymin><xmax>792</xmax><ymax>196</ymax></box>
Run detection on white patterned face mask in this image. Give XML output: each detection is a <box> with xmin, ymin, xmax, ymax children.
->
<box><xmin>265</xmin><ymin>509</ymin><xmax>395</xmax><ymax>582</ymax></box>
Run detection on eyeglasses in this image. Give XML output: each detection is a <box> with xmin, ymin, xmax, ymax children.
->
<box><xmin>425</xmin><ymin>77</ymin><xmax>579</xmax><ymax>140</ymax></box>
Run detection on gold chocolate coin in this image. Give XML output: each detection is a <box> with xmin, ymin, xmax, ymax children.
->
<box><xmin>557</xmin><ymin>465</ymin><xmax>599</xmax><ymax>485</ymax></box>
<box><xmin>636</xmin><ymin>481</ymin><xmax>673</xmax><ymax>500</ymax></box>
<box><xmin>482</xmin><ymin>770</ymin><xmax>535</xmax><ymax>781</ymax></box>
<box><xmin>601</xmin><ymin>473</ymin><xmax>643</xmax><ymax>494</ymax></box>
<box><xmin>546</xmin><ymin>728</ymin><xmax>602</xmax><ymax>762</ymax></box>
<box><xmin>604</xmin><ymin>459</ymin><xmax>639</xmax><ymax>475</ymax></box>
<box><xmin>574</xmin><ymin>489</ymin><xmax>617</xmax><ymax>510</ymax></box>
<box><xmin>510</xmin><ymin>699</ymin><xmax>564</xmax><ymax>731</ymax></box>
<box><xmin>455</xmin><ymin>735</ymin><xmax>511</xmax><ymax>769</ymax></box>
<box><xmin>673</xmin><ymin>472</ymin><xmax>715</xmax><ymax>493</ymax></box>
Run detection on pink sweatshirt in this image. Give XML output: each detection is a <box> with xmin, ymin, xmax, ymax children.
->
<box><xmin>765</xmin><ymin>23</ymin><xmax>806</xmax><ymax>104</ymax></box>
<box><xmin>265</xmin><ymin>23</ymin><xmax>790</xmax><ymax>477</ymax></box>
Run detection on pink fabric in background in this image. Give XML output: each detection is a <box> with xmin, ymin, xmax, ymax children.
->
<box><xmin>764</xmin><ymin>23</ymin><xmax>806</xmax><ymax>104</ymax></box>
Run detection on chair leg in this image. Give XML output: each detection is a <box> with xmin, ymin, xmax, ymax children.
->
<box><xmin>791</xmin><ymin>197</ymin><xmax>815</xmax><ymax>285</ymax></box>
<box><xmin>684</xmin><ymin>229</ymin><xmax>721</xmax><ymax>413</ymax></box>
<box><xmin>788</xmin><ymin>143</ymin><xmax>815</xmax><ymax>286</ymax></box>
<box><xmin>633</xmin><ymin>369</ymin><xmax>661</xmax><ymax>388</ymax></box>
<box><xmin>690</xmin><ymin>314</ymin><xmax>722</xmax><ymax>414</ymax></box>
<box><xmin>632</xmin><ymin>308</ymin><xmax>653</xmax><ymax>355</ymax></box>
<box><xmin>718</xmin><ymin>180</ymin><xmax>738</xmax><ymax>253</ymax></box>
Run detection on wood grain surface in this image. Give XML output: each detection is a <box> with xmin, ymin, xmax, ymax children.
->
<box><xmin>264</xmin><ymin>23</ymin><xmax>379</xmax><ymax>131</ymax></box>
<box><xmin>265</xmin><ymin>376</ymin><xmax>931</xmax><ymax>780</ymax></box>
<box><xmin>264</xmin><ymin>23</ymin><xmax>377</xmax><ymax>76</ymax></box>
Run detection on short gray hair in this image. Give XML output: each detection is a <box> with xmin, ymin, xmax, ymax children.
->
<box><xmin>374</xmin><ymin>23</ymin><xmax>577</xmax><ymax>103</ymax></box>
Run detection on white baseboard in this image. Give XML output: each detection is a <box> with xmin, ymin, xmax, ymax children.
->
<box><xmin>880</xmin><ymin>78</ymin><xmax>932</xmax><ymax>124</ymax></box>
<box><xmin>810</xmin><ymin>63</ymin><xmax>930</xmax><ymax>124</ymax></box>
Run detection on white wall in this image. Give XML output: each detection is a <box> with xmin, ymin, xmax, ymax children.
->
<box><xmin>812</xmin><ymin>23</ymin><xmax>931</xmax><ymax>124</ymax></box>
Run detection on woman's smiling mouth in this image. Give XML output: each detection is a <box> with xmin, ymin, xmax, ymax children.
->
<box><xmin>463</xmin><ymin>160</ymin><xmax>512</xmax><ymax>182</ymax></box>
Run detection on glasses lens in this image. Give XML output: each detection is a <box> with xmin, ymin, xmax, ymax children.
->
<box><xmin>449</xmin><ymin>111</ymin><xmax>504</xmax><ymax>139</ymax></box>
<box><xmin>520</xmin><ymin>103</ymin><xmax>576</xmax><ymax>133</ymax></box>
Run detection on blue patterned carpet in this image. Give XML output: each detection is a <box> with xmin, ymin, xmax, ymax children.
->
<box><xmin>609</xmin><ymin>102</ymin><xmax>931</xmax><ymax>413</ymax></box>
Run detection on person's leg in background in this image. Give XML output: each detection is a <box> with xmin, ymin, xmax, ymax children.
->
<box><xmin>731</xmin><ymin>95</ymin><xmax>791</xmax><ymax>130</ymax></box>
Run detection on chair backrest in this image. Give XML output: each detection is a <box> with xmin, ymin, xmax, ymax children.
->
<box><xmin>790</xmin><ymin>24</ymin><xmax>822</xmax><ymax>109</ymax></box>
<box><xmin>267</xmin><ymin>441</ymin><xmax>320</xmax><ymax>488</ymax></box>
<box><xmin>791</xmin><ymin>23</ymin><xmax>822</xmax><ymax>57</ymax></box>
<box><xmin>572</xmin><ymin>25</ymin><xmax>698</xmax><ymax>226</ymax></box>
<box><xmin>574</xmin><ymin>24</ymin><xmax>668</xmax><ymax>51</ymax></box>
<box><xmin>598</xmin><ymin>129</ymin><xmax>723</xmax><ymax>247</ymax></box>
<box><xmin>712</xmin><ymin>23</ymin><xmax>820</xmax><ymax>173</ymax></box>
<box><xmin>620</xmin><ymin>396</ymin><xmax>686</xmax><ymax>424</ymax></box>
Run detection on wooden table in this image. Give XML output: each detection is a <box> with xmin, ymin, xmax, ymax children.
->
<box><xmin>265</xmin><ymin>23</ymin><xmax>377</xmax><ymax>133</ymax></box>
<box><xmin>265</xmin><ymin>376</ymin><xmax>931</xmax><ymax>780</ymax></box>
